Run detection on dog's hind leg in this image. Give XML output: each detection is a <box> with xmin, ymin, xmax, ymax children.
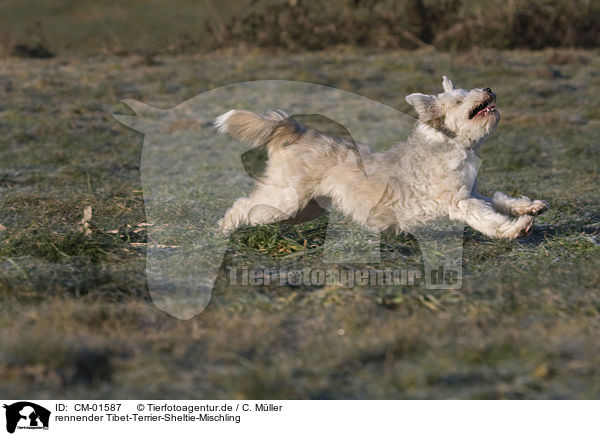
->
<box><xmin>219</xmin><ymin>185</ymin><xmax>304</xmax><ymax>234</ymax></box>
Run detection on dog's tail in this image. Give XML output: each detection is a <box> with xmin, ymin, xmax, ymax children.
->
<box><xmin>215</xmin><ymin>109</ymin><xmax>305</xmax><ymax>148</ymax></box>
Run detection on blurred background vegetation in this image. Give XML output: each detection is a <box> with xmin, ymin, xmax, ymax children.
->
<box><xmin>0</xmin><ymin>0</ymin><xmax>598</xmax><ymax>57</ymax></box>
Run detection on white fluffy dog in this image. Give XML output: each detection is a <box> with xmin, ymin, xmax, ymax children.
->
<box><xmin>216</xmin><ymin>76</ymin><xmax>548</xmax><ymax>239</ymax></box>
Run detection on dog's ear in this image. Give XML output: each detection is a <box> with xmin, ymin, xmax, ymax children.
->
<box><xmin>442</xmin><ymin>76</ymin><xmax>454</xmax><ymax>92</ymax></box>
<box><xmin>405</xmin><ymin>93</ymin><xmax>441</xmax><ymax>122</ymax></box>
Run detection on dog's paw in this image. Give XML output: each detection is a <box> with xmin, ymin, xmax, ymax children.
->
<box><xmin>218</xmin><ymin>217</ymin><xmax>235</xmax><ymax>235</ymax></box>
<box><xmin>523</xmin><ymin>199</ymin><xmax>549</xmax><ymax>216</ymax></box>
<box><xmin>514</xmin><ymin>214</ymin><xmax>535</xmax><ymax>239</ymax></box>
<box><xmin>510</xmin><ymin>197</ymin><xmax>549</xmax><ymax>216</ymax></box>
<box><xmin>516</xmin><ymin>215</ymin><xmax>535</xmax><ymax>238</ymax></box>
<box><xmin>499</xmin><ymin>215</ymin><xmax>535</xmax><ymax>239</ymax></box>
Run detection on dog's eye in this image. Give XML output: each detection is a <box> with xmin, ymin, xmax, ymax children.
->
<box><xmin>456</xmin><ymin>100</ymin><xmax>463</xmax><ymax>105</ymax></box>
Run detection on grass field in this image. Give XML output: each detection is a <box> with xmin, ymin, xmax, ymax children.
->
<box><xmin>1</xmin><ymin>46</ymin><xmax>600</xmax><ymax>399</ymax></box>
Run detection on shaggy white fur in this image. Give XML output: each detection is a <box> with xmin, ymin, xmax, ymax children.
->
<box><xmin>216</xmin><ymin>76</ymin><xmax>549</xmax><ymax>239</ymax></box>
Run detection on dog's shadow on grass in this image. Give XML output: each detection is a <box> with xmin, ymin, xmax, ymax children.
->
<box><xmin>223</xmin><ymin>217</ymin><xmax>582</xmax><ymax>265</ymax></box>
<box><xmin>519</xmin><ymin>220</ymin><xmax>600</xmax><ymax>247</ymax></box>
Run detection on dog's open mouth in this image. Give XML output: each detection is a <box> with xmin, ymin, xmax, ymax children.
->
<box><xmin>469</xmin><ymin>99</ymin><xmax>496</xmax><ymax>119</ymax></box>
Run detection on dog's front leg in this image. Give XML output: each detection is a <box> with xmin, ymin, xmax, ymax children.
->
<box><xmin>490</xmin><ymin>192</ymin><xmax>549</xmax><ymax>217</ymax></box>
<box><xmin>471</xmin><ymin>182</ymin><xmax>549</xmax><ymax>217</ymax></box>
<box><xmin>451</xmin><ymin>197</ymin><xmax>535</xmax><ymax>239</ymax></box>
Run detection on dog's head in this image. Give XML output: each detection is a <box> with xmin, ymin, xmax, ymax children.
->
<box><xmin>406</xmin><ymin>76</ymin><xmax>500</xmax><ymax>144</ymax></box>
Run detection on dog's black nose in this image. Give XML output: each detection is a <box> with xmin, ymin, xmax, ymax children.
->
<box><xmin>484</xmin><ymin>87</ymin><xmax>492</xmax><ymax>94</ymax></box>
